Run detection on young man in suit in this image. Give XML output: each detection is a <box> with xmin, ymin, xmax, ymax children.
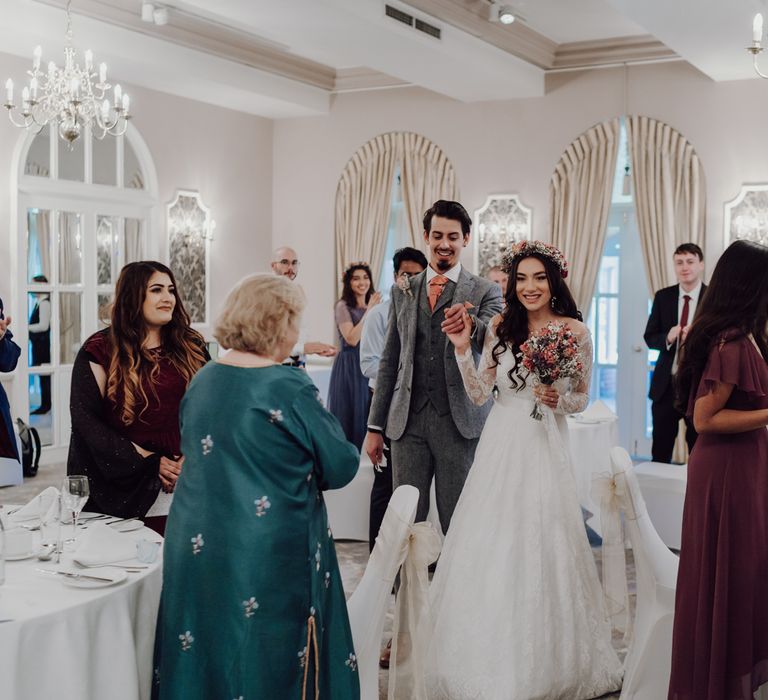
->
<box><xmin>364</xmin><ymin>200</ymin><xmax>503</xmax><ymax>533</ymax></box>
<box><xmin>644</xmin><ymin>243</ymin><xmax>706</xmax><ymax>463</ymax></box>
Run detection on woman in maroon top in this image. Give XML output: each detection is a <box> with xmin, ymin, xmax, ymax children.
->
<box><xmin>669</xmin><ymin>240</ymin><xmax>768</xmax><ymax>700</ymax></box>
<box><xmin>67</xmin><ymin>261</ymin><xmax>208</xmax><ymax>533</ymax></box>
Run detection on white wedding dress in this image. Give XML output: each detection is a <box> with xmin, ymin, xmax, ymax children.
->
<box><xmin>424</xmin><ymin>323</ymin><xmax>623</xmax><ymax>700</ymax></box>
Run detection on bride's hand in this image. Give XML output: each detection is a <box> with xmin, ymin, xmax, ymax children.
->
<box><xmin>533</xmin><ymin>384</ymin><xmax>559</xmax><ymax>410</ymax></box>
<box><xmin>446</xmin><ymin>308</ymin><xmax>472</xmax><ymax>353</ymax></box>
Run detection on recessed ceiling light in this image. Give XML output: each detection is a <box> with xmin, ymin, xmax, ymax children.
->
<box><xmin>498</xmin><ymin>5</ymin><xmax>516</xmax><ymax>24</ymax></box>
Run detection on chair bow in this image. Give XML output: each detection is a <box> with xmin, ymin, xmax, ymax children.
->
<box><xmin>591</xmin><ymin>471</ymin><xmax>634</xmax><ymax>644</ymax></box>
<box><xmin>388</xmin><ymin>522</ymin><xmax>442</xmax><ymax>700</ymax></box>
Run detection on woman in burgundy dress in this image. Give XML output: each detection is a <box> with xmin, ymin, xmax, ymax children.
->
<box><xmin>669</xmin><ymin>240</ymin><xmax>768</xmax><ymax>700</ymax></box>
<box><xmin>67</xmin><ymin>262</ymin><xmax>208</xmax><ymax>533</ymax></box>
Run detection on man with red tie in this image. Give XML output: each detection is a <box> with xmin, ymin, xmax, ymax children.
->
<box><xmin>644</xmin><ymin>243</ymin><xmax>706</xmax><ymax>463</ymax></box>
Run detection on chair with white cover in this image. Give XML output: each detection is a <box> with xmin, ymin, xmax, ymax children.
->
<box><xmin>346</xmin><ymin>484</ymin><xmax>419</xmax><ymax>700</ymax></box>
<box><xmin>609</xmin><ymin>446</ymin><xmax>680</xmax><ymax>700</ymax></box>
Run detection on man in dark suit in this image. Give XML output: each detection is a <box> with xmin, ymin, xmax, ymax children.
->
<box><xmin>644</xmin><ymin>243</ymin><xmax>706</xmax><ymax>463</ymax></box>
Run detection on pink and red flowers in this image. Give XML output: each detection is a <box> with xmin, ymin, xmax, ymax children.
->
<box><xmin>520</xmin><ymin>321</ymin><xmax>584</xmax><ymax>419</ymax></box>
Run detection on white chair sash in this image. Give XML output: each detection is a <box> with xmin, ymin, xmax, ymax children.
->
<box><xmin>388</xmin><ymin>521</ymin><xmax>442</xmax><ymax>700</ymax></box>
<box><xmin>591</xmin><ymin>471</ymin><xmax>635</xmax><ymax>644</ymax></box>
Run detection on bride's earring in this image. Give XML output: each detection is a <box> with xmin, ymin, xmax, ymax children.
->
<box><xmin>550</xmin><ymin>296</ymin><xmax>557</xmax><ymax>310</ymax></box>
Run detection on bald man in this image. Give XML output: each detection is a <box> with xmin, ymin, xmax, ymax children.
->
<box><xmin>271</xmin><ymin>246</ymin><xmax>336</xmax><ymax>364</ymax></box>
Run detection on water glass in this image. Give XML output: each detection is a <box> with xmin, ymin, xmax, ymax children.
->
<box><xmin>38</xmin><ymin>492</ymin><xmax>61</xmax><ymax>548</ymax></box>
<box><xmin>61</xmin><ymin>476</ymin><xmax>90</xmax><ymax>543</ymax></box>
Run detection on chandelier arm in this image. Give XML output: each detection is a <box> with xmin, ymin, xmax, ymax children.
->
<box><xmin>753</xmin><ymin>53</ymin><xmax>768</xmax><ymax>79</ymax></box>
<box><xmin>6</xmin><ymin>109</ymin><xmax>33</xmax><ymax>128</ymax></box>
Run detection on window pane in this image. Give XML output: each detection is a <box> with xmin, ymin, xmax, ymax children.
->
<box><xmin>59</xmin><ymin>292</ymin><xmax>82</xmax><ymax>364</ymax></box>
<box><xmin>28</xmin><ymin>374</ymin><xmax>54</xmax><ymax>446</ymax></box>
<box><xmin>58</xmin><ymin>134</ymin><xmax>85</xmax><ymax>182</ymax></box>
<box><xmin>97</xmin><ymin>293</ymin><xmax>113</xmax><ymax>329</ymax></box>
<box><xmin>124</xmin><ymin>218</ymin><xmax>143</xmax><ymax>264</ymax></box>
<box><xmin>597</xmin><ymin>297</ymin><xmax>619</xmax><ymax>365</ymax></box>
<box><xmin>93</xmin><ymin>136</ymin><xmax>117</xmax><ymax>186</ymax></box>
<box><xmin>27</xmin><ymin>291</ymin><xmax>51</xmax><ymax>367</ymax></box>
<box><xmin>598</xmin><ymin>255</ymin><xmax>619</xmax><ymax>294</ymax></box>
<box><xmin>96</xmin><ymin>216</ymin><xmax>117</xmax><ymax>285</ymax></box>
<box><xmin>27</xmin><ymin>209</ymin><xmax>52</xmax><ymax>283</ymax></box>
<box><xmin>124</xmin><ymin>139</ymin><xmax>144</xmax><ymax>189</ymax></box>
<box><xmin>58</xmin><ymin>212</ymin><xmax>83</xmax><ymax>284</ymax></box>
<box><xmin>24</xmin><ymin>127</ymin><xmax>50</xmax><ymax>177</ymax></box>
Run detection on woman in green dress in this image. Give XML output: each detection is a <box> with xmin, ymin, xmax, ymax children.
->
<box><xmin>153</xmin><ymin>273</ymin><xmax>361</xmax><ymax>700</ymax></box>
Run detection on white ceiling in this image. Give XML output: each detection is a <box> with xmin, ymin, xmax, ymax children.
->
<box><xmin>0</xmin><ymin>0</ymin><xmax>764</xmax><ymax>119</ymax></box>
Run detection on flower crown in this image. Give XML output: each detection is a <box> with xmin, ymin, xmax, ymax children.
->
<box><xmin>501</xmin><ymin>240</ymin><xmax>569</xmax><ymax>279</ymax></box>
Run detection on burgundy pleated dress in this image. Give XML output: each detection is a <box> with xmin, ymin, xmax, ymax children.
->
<box><xmin>668</xmin><ymin>331</ymin><xmax>768</xmax><ymax>700</ymax></box>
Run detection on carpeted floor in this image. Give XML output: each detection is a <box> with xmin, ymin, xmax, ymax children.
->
<box><xmin>3</xmin><ymin>468</ymin><xmax>632</xmax><ymax>699</ymax></box>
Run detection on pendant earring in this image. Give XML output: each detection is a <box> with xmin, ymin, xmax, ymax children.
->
<box><xmin>550</xmin><ymin>296</ymin><xmax>557</xmax><ymax>310</ymax></box>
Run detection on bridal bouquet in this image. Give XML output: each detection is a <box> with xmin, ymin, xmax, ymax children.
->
<box><xmin>520</xmin><ymin>321</ymin><xmax>584</xmax><ymax>420</ymax></box>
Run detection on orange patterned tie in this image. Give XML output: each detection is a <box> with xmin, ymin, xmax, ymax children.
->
<box><xmin>428</xmin><ymin>275</ymin><xmax>449</xmax><ymax>311</ymax></box>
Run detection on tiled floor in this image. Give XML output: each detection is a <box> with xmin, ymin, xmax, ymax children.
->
<box><xmin>3</xmin><ymin>469</ymin><xmax>632</xmax><ymax>699</ymax></box>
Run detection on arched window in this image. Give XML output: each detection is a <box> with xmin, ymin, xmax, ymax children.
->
<box><xmin>11</xmin><ymin>124</ymin><xmax>159</xmax><ymax>457</ymax></box>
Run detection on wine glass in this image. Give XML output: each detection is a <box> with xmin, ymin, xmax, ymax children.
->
<box><xmin>61</xmin><ymin>476</ymin><xmax>89</xmax><ymax>543</ymax></box>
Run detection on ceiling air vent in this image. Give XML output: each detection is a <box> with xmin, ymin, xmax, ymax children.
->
<box><xmin>414</xmin><ymin>18</ymin><xmax>441</xmax><ymax>39</ymax></box>
<box><xmin>385</xmin><ymin>5</ymin><xmax>414</xmax><ymax>27</ymax></box>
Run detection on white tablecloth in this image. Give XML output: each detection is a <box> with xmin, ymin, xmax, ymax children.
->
<box><xmin>0</xmin><ymin>525</ymin><xmax>163</xmax><ymax>700</ymax></box>
<box><xmin>565</xmin><ymin>416</ymin><xmax>620</xmax><ymax>537</ymax></box>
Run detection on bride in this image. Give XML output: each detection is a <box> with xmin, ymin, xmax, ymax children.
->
<box><xmin>424</xmin><ymin>241</ymin><xmax>623</xmax><ymax>699</ymax></box>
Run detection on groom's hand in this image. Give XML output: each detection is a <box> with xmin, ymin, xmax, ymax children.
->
<box><xmin>441</xmin><ymin>303</ymin><xmax>469</xmax><ymax>336</ymax></box>
<box><xmin>365</xmin><ymin>431</ymin><xmax>384</xmax><ymax>466</ymax></box>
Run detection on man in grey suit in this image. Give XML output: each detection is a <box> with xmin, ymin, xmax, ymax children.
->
<box><xmin>364</xmin><ymin>200</ymin><xmax>502</xmax><ymax>533</ymax></box>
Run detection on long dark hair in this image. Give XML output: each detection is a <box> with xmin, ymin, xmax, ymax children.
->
<box><xmin>340</xmin><ymin>263</ymin><xmax>375</xmax><ymax>309</ymax></box>
<box><xmin>677</xmin><ymin>240</ymin><xmax>768</xmax><ymax>406</ymax></box>
<box><xmin>107</xmin><ymin>261</ymin><xmax>207</xmax><ymax>425</ymax></box>
<box><xmin>494</xmin><ymin>252</ymin><xmax>580</xmax><ymax>389</ymax></box>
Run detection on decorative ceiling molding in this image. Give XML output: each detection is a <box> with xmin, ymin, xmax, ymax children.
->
<box><xmin>33</xmin><ymin>0</ymin><xmax>337</xmax><ymax>90</ymax></box>
<box><xmin>552</xmin><ymin>35</ymin><xmax>679</xmax><ymax>70</ymax></box>
<box><xmin>333</xmin><ymin>68</ymin><xmax>411</xmax><ymax>93</ymax></box>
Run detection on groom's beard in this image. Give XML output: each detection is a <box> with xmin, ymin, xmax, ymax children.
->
<box><xmin>435</xmin><ymin>258</ymin><xmax>452</xmax><ymax>271</ymax></box>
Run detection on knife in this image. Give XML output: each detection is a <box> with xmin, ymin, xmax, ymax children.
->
<box><xmin>36</xmin><ymin>569</ymin><xmax>115</xmax><ymax>583</ymax></box>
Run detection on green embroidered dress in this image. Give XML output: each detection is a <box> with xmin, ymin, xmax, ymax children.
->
<box><xmin>153</xmin><ymin>363</ymin><xmax>360</xmax><ymax>700</ymax></box>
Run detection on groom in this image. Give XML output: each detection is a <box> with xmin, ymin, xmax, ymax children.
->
<box><xmin>365</xmin><ymin>200</ymin><xmax>502</xmax><ymax>533</ymax></box>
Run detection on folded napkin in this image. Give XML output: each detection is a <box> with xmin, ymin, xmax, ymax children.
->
<box><xmin>74</xmin><ymin>522</ymin><xmax>138</xmax><ymax>566</ymax></box>
<box><xmin>9</xmin><ymin>486</ymin><xmax>60</xmax><ymax>523</ymax></box>
<box><xmin>579</xmin><ymin>400</ymin><xmax>617</xmax><ymax>422</ymax></box>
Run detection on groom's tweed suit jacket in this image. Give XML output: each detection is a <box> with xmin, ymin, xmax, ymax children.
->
<box><xmin>368</xmin><ymin>267</ymin><xmax>502</xmax><ymax>441</ymax></box>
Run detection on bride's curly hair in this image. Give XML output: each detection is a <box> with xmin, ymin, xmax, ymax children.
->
<box><xmin>493</xmin><ymin>252</ymin><xmax>581</xmax><ymax>390</ymax></box>
<box><xmin>106</xmin><ymin>261</ymin><xmax>207</xmax><ymax>425</ymax></box>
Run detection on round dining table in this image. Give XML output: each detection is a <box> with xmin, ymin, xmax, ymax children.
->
<box><xmin>0</xmin><ymin>520</ymin><xmax>162</xmax><ymax>700</ymax></box>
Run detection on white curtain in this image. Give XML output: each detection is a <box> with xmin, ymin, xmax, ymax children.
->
<box><xmin>626</xmin><ymin>115</ymin><xmax>706</xmax><ymax>293</ymax></box>
<box><xmin>335</xmin><ymin>132</ymin><xmax>458</xmax><ymax>291</ymax></box>
<box><xmin>626</xmin><ymin>116</ymin><xmax>706</xmax><ymax>463</ymax></box>
<box><xmin>549</xmin><ymin>119</ymin><xmax>620</xmax><ymax>313</ymax></box>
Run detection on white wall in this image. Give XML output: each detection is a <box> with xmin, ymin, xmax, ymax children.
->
<box><xmin>273</xmin><ymin>60</ymin><xmax>768</xmax><ymax>343</ymax></box>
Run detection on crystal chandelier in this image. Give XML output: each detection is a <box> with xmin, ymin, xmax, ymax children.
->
<box><xmin>3</xmin><ymin>0</ymin><xmax>130</xmax><ymax>146</ymax></box>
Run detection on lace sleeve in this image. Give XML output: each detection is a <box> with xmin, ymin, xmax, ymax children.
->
<box><xmin>555</xmin><ymin>327</ymin><xmax>593</xmax><ymax>415</ymax></box>
<box><xmin>455</xmin><ymin>319</ymin><xmax>499</xmax><ymax>406</ymax></box>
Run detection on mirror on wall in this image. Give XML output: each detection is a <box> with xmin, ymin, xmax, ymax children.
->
<box><xmin>474</xmin><ymin>195</ymin><xmax>533</xmax><ymax>277</ymax></box>
<box><xmin>167</xmin><ymin>191</ymin><xmax>212</xmax><ymax>325</ymax></box>
<box><xmin>96</xmin><ymin>215</ymin><xmax>117</xmax><ymax>285</ymax></box>
<box><xmin>97</xmin><ymin>293</ymin><xmax>113</xmax><ymax>329</ymax></box>
<box><xmin>124</xmin><ymin>218</ymin><xmax>143</xmax><ymax>264</ymax></box>
<box><xmin>125</xmin><ymin>139</ymin><xmax>144</xmax><ymax>189</ymax></box>
<box><xmin>724</xmin><ymin>184</ymin><xmax>768</xmax><ymax>247</ymax></box>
